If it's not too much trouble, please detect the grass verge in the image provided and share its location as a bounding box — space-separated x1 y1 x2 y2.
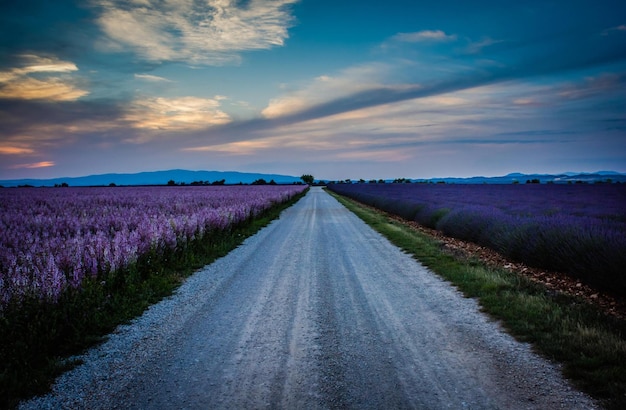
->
0 189 307 409
328 189 626 409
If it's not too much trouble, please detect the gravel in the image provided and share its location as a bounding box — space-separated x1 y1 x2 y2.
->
20 187 599 409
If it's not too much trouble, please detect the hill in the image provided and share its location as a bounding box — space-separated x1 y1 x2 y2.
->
412 171 626 184
0 170 303 187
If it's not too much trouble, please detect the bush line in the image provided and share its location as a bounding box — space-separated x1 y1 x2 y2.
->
328 189 626 410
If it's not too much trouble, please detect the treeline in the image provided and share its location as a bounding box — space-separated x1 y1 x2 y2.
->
326 178 618 185
166 178 296 186
5 179 308 188
167 179 227 186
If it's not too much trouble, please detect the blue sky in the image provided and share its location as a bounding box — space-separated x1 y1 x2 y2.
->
1 0 625 180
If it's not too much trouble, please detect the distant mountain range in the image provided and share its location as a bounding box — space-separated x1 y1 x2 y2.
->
322 171 626 184
1 170 624 188
412 171 626 184
0 169 303 187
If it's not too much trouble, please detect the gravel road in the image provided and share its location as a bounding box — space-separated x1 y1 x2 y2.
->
22 187 597 409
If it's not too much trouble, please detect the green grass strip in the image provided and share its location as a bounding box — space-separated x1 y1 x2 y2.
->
0 189 307 409
329 189 626 410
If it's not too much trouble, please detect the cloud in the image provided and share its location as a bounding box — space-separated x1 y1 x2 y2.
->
504 72 626 106
92 0 299 64
392 30 457 43
183 70 622 167
0 77 89 101
0 146 35 155
151 22 626 164
601 24 626 36
10 161 55 169
186 87 475 157
0 92 232 157
0 98 128 163
3 81 620 180
0 55 88 101
0 54 79 79
0 98 122 135
135 74 174 82
557 73 626 100
124 96 231 131
258 27 626 129
262 62 404 118
463 37 503 55
182 139 274 155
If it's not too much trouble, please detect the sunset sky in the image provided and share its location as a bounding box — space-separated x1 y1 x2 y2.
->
1 0 625 181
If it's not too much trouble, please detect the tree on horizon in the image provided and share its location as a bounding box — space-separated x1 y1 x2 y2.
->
300 174 314 185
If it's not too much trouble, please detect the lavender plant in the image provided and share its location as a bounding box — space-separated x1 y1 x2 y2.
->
328 183 626 294
0 185 307 308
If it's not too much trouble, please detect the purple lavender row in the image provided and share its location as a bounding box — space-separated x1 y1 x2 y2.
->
0 185 307 307
328 183 626 294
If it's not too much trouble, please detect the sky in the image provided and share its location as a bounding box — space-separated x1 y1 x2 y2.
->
0 0 625 181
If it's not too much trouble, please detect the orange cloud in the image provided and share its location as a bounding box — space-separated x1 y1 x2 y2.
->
125 96 231 131
0 146 35 155
0 55 88 101
10 161 55 169
183 139 274 155
0 77 89 101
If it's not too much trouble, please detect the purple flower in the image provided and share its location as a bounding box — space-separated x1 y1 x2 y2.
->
0 185 306 307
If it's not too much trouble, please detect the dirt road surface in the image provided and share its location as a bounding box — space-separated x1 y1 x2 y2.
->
22 187 597 409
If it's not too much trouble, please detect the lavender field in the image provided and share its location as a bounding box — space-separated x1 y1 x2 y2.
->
327 183 626 295
0 185 307 308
